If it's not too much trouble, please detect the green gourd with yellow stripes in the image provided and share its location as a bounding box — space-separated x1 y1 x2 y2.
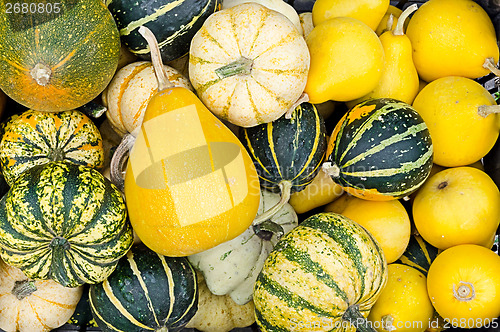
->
89 243 198 332
253 212 388 332
323 98 433 201
395 234 439 276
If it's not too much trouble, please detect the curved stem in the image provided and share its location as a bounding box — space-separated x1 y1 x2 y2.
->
322 161 341 179
110 134 136 192
342 304 377 332
285 93 309 119
478 104 500 118
385 14 394 33
393 4 417 36
483 57 500 77
12 280 37 300
253 219 285 241
215 57 253 79
253 181 292 225
138 26 174 92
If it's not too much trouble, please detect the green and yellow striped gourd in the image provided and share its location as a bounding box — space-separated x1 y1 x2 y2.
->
395 234 439 276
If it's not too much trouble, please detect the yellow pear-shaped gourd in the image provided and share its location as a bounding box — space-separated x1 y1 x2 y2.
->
305 17 385 103
312 0 389 30
123 27 260 257
348 5 420 108
406 0 499 82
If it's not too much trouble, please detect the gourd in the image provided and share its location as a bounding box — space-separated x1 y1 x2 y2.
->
394 234 439 276
0 0 120 112
241 102 327 224
188 3 310 127
322 98 433 200
188 189 298 305
375 5 402 36
405 0 500 82
90 243 198 332
66 285 98 329
102 61 193 136
254 212 387 332
107 0 220 62
0 258 83 332
299 12 314 38
114 26 261 257
0 109 104 186
0 161 133 288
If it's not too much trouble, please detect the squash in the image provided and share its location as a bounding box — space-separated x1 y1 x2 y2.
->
322 98 433 200
107 0 220 62
188 2 310 127
241 102 327 223
0 258 83 332
254 212 388 332
427 244 500 328
188 189 298 305
0 0 120 112
0 109 104 186
395 234 439 276
66 284 98 329
117 27 260 257
0 161 133 288
102 61 193 137
90 243 198 332
185 274 256 332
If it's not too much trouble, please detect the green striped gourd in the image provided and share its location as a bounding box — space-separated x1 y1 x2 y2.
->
254 212 387 332
0 109 104 186
242 102 326 224
90 243 198 332
107 0 221 62
323 98 433 201
0 162 133 288
395 234 439 276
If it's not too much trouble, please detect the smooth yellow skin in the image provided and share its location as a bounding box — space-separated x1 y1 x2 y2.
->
325 195 411 263
368 264 434 332
375 5 402 36
412 76 498 167
312 0 389 30
427 244 500 328
412 167 500 251
305 17 385 103
406 0 499 82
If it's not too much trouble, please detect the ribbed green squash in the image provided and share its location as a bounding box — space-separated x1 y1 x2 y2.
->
395 234 439 276
254 212 388 332
107 0 221 62
0 0 120 112
66 284 99 329
323 98 433 201
0 109 104 186
0 161 133 288
89 243 198 332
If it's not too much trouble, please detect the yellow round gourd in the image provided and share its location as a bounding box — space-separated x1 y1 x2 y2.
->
427 244 500 328
324 194 411 263
412 167 500 250
368 264 434 332
412 76 499 167
304 17 385 103
406 0 499 82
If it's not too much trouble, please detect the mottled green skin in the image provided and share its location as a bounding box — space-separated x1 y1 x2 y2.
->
89 243 198 332
108 0 221 62
0 161 133 288
242 103 327 193
395 234 439 276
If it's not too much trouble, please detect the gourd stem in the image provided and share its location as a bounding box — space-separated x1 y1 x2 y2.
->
385 14 394 32
31 63 51 86
285 93 309 119
48 148 65 162
478 104 500 118
254 219 285 241
253 181 293 226
110 133 137 192
12 280 37 300
453 281 476 301
138 26 174 92
393 4 417 36
342 304 377 332
381 314 397 331
215 57 254 79
322 161 340 179
156 327 169 332
483 57 500 77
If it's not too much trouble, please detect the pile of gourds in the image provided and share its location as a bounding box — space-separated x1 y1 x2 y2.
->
0 0 499 331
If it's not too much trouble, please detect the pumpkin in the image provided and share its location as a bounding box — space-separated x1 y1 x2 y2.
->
185 274 256 332
395 234 439 276
188 189 298 305
241 102 327 223
253 212 388 332
107 0 220 62
116 27 260 257
89 243 198 332
322 98 433 200
0 0 120 112
0 109 104 187
189 2 310 127
0 258 83 332
0 161 133 288
102 61 193 137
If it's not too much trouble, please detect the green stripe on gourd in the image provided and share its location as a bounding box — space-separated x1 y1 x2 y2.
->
0 161 133 288
395 234 439 276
